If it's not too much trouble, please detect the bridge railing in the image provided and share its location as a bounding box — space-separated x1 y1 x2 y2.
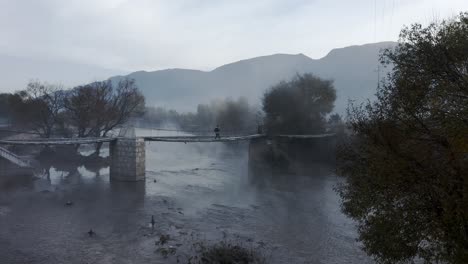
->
274 133 336 138
143 134 265 142
0 133 336 146
0 137 120 145
0 146 31 168
144 127 259 137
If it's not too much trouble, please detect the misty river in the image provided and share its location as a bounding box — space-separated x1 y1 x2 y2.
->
0 129 372 264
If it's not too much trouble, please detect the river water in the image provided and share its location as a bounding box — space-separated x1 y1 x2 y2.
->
0 129 372 263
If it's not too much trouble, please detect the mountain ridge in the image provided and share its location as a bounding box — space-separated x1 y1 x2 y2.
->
111 41 396 114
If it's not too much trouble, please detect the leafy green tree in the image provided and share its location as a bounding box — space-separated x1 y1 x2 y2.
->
262 73 336 135
337 13 468 263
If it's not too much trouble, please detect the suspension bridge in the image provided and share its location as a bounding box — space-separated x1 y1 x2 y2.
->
0 128 336 180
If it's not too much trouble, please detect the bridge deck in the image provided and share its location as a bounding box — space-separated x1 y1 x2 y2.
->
144 134 265 142
0 133 335 145
275 133 336 139
0 137 117 145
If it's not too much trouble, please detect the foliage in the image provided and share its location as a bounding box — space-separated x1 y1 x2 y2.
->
337 13 468 263
327 113 345 134
191 241 266 264
141 97 259 135
0 93 24 124
10 81 66 137
195 97 258 134
0 93 12 119
262 73 336 135
141 107 180 126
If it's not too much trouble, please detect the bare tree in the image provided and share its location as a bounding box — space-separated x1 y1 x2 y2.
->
99 78 145 137
22 81 65 138
64 78 145 154
64 81 112 138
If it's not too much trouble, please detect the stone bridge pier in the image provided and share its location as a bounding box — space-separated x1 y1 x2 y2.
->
109 138 146 181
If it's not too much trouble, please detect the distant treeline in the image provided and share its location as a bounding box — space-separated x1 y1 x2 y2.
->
1 73 344 140
138 74 344 135
139 97 262 135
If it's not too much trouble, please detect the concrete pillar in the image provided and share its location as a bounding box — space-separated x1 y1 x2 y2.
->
109 138 145 181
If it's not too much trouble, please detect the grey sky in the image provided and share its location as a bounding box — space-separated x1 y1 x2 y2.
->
1 0 467 71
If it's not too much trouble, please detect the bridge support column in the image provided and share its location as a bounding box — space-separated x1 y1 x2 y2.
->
109 138 145 181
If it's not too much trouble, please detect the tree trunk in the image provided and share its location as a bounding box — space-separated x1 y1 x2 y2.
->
94 130 110 156
94 142 103 156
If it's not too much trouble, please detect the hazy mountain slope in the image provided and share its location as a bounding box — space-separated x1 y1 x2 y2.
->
113 41 396 114
309 42 395 111
116 69 210 109
0 55 126 92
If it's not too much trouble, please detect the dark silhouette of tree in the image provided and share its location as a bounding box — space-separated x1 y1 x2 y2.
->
64 81 112 138
64 78 145 154
327 113 345 134
328 113 342 124
196 103 216 130
141 107 181 127
0 93 23 125
262 73 336 135
337 13 468 264
214 97 256 134
142 97 258 135
1 92 30 129
0 94 11 122
15 81 66 138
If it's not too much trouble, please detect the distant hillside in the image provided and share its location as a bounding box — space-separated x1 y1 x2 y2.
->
0 55 126 92
111 42 396 114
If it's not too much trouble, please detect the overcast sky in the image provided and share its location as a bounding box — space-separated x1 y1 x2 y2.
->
1 0 467 71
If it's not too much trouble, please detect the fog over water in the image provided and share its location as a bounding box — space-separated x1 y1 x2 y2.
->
0 129 372 263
